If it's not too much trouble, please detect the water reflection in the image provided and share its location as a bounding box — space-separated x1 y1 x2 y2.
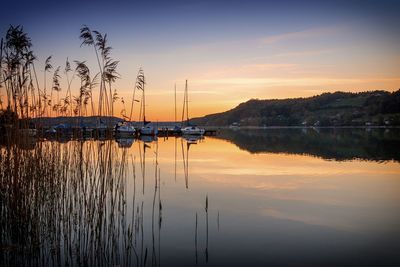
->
116 137 135 148
1 129 399 266
1 140 133 266
216 128 400 162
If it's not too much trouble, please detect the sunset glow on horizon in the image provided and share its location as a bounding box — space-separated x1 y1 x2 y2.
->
1 0 399 121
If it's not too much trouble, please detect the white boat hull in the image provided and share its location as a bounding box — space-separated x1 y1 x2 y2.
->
116 124 136 136
181 127 205 135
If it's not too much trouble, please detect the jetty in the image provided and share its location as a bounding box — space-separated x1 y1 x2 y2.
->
157 128 217 137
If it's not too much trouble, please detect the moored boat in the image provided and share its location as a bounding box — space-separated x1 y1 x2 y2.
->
181 126 205 135
140 124 158 136
182 134 204 143
137 69 158 136
116 122 136 136
181 80 205 136
45 127 57 135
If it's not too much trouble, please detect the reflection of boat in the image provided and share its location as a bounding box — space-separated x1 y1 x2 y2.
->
181 80 205 136
115 122 135 136
181 133 204 189
116 138 135 148
140 135 157 143
182 134 203 144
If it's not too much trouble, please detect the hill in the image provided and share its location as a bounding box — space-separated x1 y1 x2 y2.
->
190 90 400 127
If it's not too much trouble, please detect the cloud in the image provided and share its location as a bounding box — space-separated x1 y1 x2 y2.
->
240 63 298 71
199 63 299 79
193 77 400 87
274 49 334 58
146 90 224 96
262 26 340 44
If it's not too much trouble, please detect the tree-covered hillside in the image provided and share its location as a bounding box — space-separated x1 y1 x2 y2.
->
190 90 400 126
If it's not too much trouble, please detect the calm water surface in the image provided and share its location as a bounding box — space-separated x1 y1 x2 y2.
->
1 128 399 266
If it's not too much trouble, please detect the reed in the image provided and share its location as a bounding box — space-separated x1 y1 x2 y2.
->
50 66 61 117
0 138 156 266
205 194 209 263
43 56 52 117
0 24 219 267
1 26 35 122
79 26 119 120
0 24 125 141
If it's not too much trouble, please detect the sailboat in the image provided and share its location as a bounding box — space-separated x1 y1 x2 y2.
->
181 80 205 135
115 121 135 136
138 69 158 136
116 71 142 137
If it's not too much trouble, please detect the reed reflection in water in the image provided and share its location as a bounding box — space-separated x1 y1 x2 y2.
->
1 138 160 266
1 128 400 266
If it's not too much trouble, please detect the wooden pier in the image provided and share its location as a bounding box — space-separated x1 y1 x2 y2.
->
157 129 217 137
38 126 218 139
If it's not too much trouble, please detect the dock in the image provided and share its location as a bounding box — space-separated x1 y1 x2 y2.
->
37 126 218 139
157 128 217 137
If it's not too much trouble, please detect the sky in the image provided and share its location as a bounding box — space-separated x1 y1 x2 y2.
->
1 0 400 121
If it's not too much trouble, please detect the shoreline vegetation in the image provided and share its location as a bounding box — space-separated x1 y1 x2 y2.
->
191 90 400 127
215 127 400 162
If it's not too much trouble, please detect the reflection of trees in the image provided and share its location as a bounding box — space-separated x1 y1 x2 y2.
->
215 128 400 162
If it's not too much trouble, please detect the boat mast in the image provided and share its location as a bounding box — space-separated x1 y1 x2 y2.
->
186 79 189 126
174 83 177 124
129 77 136 122
181 81 186 125
143 71 146 126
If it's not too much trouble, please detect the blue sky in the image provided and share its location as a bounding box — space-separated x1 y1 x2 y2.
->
1 0 400 120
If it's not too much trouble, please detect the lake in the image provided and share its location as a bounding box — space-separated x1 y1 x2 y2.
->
1 128 399 266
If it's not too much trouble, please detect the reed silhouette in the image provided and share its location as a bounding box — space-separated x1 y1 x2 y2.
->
0 138 167 266
0 24 220 266
0 24 137 140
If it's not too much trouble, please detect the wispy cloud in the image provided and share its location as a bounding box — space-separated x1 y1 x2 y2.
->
274 49 334 58
193 77 400 87
262 26 340 44
146 90 224 96
200 63 299 79
240 63 298 71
